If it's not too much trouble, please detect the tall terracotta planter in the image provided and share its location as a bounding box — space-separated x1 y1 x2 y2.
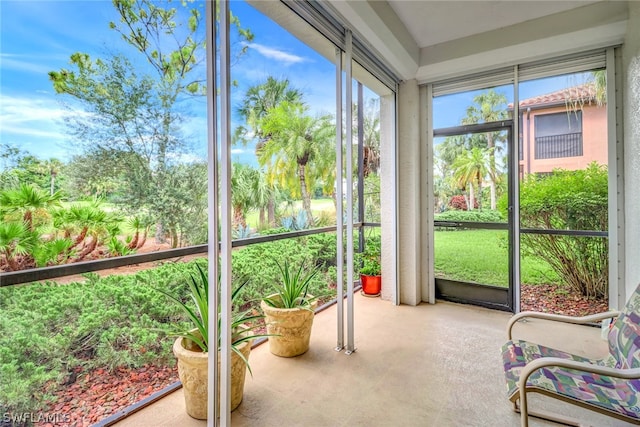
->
173 336 252 419
260 294 316 357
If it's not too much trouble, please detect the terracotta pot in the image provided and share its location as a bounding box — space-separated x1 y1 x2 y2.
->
260 294 316 357
360 274 381 296
173 335 252 419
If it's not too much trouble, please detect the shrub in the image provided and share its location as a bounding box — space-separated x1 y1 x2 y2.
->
435 210 504 223
498 163 608 298
448 195 478 210
0 262 193 416
0 232 339 416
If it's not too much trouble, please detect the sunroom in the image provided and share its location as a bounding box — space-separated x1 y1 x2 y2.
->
1 0 639 426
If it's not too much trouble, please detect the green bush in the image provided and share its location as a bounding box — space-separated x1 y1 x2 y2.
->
0 232 340 416
231 233 336 307
498 163 608 298
0 262 196 416
435 210 504 223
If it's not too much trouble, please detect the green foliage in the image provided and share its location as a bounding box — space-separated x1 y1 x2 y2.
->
498 163 608 298
435 210 504 223
0 233 338 415
0 261 196 415
262 260 319 309
357 235 381 276
0 145 66 196
156 263 265 375
231 234 335 308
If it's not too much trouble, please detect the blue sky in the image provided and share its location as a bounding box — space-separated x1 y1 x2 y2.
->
1 1 597 164
0 0 337 165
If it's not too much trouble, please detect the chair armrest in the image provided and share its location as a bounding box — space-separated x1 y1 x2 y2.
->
518 357 640 394
507 310 620 340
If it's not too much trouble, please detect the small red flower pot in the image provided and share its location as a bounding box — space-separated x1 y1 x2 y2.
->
360 274 381 296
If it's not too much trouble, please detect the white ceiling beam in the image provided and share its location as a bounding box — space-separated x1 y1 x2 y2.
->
417 1 628 83
327 0 419 80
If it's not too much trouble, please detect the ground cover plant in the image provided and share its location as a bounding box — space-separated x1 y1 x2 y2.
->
0 232 337 424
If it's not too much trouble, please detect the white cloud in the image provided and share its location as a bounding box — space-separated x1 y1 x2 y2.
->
231 148 249 155
1 95 67 122
0 95 69 141
0 53 64 75
245 43 307 65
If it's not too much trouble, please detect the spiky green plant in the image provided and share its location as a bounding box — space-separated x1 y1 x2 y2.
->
157 263 266 372
262 260 319 309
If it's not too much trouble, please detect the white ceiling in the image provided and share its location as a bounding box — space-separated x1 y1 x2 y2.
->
327 0 627 82
387 0 598 48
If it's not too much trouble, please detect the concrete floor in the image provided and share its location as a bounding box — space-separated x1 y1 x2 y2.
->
114 294 633 427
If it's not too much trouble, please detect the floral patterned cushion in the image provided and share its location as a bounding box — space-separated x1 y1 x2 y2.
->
502 340 640 419
608 284 640 369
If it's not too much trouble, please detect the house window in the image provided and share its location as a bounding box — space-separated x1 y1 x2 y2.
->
534 111 583 159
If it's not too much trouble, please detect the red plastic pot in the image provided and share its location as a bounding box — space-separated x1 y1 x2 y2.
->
360 274 381 296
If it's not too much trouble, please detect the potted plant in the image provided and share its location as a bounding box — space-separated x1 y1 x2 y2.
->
358 235 382 296
260 260 319 357
159 263 264 419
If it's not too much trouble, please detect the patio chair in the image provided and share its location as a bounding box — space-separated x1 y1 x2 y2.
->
501 284 640 427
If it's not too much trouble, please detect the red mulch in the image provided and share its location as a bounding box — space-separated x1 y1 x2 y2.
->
520 283 609 316
39 283 607 426
42 365 178 427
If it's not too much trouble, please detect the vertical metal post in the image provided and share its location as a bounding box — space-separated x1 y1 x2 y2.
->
606 47 625 309
393 88 400 306
334 47 344 352
511 66 521 314
357 83 365 256
345 30 356 355
205 0 218 424
424 84 436 304
220 1 232 425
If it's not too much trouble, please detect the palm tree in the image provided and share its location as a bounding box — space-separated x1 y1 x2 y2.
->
236 77 304 147
231 163 259 228
250 169 279 230
461 89 508 210
258 102 335 225
56 199 118 261
0 183 63 231
353 98 381 177
452 147 488 211
0 221 35 271
591 69 606 105
236 77 304 226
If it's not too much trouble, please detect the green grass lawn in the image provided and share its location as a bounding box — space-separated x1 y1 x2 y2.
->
434 229 560 287
243 203 557 288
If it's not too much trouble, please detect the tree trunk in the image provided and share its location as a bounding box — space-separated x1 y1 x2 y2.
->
128 231 139 250
259 208 266 229
267 198 276 227
298 163 314 226
468 184 475 211
487 133 497 210
489 183 496 211
476 172 483 211
155 222 166 244
233 205 246 228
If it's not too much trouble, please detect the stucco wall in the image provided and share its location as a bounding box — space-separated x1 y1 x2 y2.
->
396 79 422 305
623 2 640 301
520 104 608 175
380 93 397 302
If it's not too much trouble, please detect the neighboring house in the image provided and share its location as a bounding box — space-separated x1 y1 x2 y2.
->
516 83 607 178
